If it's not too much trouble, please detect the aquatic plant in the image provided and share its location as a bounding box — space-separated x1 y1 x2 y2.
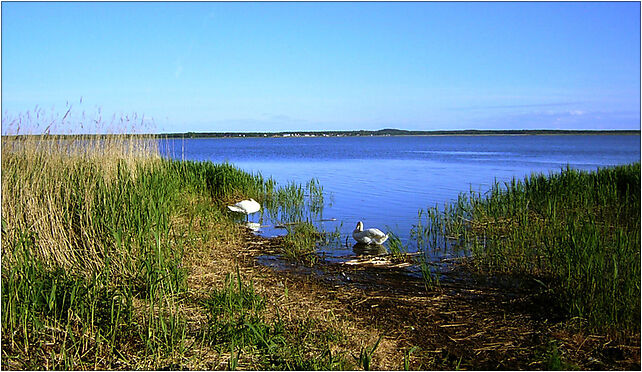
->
169 159 272 207
319 222 344 250
281 222 321 265
260 178 325 228
387 232 408 262
306 178 325 215
417 252 440 290
415 163 641 332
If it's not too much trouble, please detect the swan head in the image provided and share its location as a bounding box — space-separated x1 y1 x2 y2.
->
354 221 364 232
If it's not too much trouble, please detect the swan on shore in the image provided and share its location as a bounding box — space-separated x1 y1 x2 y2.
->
228 199 261 218
352 221 389 245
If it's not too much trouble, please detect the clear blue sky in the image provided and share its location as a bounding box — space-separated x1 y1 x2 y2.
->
2 2 640 134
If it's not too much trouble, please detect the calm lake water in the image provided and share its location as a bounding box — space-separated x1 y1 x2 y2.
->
160 135 640 258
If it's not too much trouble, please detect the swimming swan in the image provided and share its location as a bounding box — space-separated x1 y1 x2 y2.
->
352 221 389 245
228 199 261 215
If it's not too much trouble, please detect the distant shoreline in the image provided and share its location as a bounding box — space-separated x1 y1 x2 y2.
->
159 129 640 139
4 129 639 139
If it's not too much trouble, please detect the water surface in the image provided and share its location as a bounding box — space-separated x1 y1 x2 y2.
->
161 135 640 258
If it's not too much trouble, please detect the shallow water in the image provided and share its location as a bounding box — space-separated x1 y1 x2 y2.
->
161 135 640 258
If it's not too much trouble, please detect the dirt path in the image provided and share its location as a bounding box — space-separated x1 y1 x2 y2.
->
187 227 640 370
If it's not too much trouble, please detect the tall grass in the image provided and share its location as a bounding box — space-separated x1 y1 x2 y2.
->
172 159 273 206
415 164 640 332
1 126 329 368
1 133 195 367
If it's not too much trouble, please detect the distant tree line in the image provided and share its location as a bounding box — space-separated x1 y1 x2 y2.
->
3 128 639 139
158 128 640 138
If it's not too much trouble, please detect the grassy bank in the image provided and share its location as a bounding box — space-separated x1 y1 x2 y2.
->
3 130 639 369
0 134 346 369
415 163 640 333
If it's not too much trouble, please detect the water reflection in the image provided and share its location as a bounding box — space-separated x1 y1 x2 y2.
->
352 243 387 256
245 222 261 232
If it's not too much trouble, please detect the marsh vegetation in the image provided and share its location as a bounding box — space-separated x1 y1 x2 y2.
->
0 133 354 369
2 127 639 369
412 164 640 333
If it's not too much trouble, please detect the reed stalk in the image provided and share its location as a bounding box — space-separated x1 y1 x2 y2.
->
415 164 640 332
1 120 335 368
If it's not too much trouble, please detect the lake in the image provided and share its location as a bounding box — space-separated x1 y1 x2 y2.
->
160 135 640 258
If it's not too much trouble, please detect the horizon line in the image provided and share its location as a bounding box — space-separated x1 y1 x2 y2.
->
4 128 640 137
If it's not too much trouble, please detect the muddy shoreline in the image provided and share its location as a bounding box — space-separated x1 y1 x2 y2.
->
239 229 640 370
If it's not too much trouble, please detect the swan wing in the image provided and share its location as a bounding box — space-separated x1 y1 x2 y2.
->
352 228 388 245
228 199 261 214
242 199 261 213
365 228 386 239
373 233 389 245
352 231 373 244
228 205 245 213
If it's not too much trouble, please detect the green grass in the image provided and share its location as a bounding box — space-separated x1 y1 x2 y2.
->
1 132 336 369
353 335 383 371
170 159 273 207
386 232 408 262
2 136 190 368
203 269 348 370
262 178 325 227
415 163 640 332
281 222 322 265
385 232 440 290
417 253 440 290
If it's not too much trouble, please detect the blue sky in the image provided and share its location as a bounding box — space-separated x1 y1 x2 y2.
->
2 2 640 134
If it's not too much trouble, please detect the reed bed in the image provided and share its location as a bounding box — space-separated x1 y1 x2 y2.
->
414 164 641 332
1 129 334 369
2 133 188 368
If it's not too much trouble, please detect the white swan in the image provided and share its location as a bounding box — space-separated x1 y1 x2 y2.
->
227 199 261 215
352 221 389 245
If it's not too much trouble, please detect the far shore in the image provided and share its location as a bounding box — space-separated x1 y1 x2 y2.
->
6 129 638 139
159 128 640 139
